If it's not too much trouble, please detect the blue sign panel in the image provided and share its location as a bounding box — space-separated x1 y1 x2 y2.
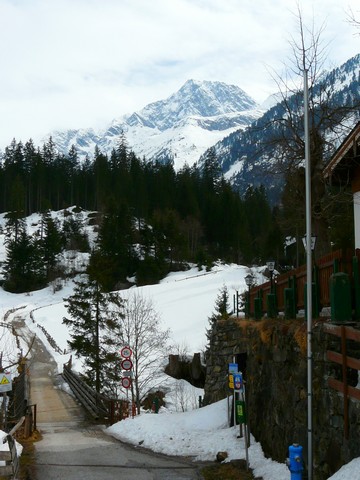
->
228 363 238 374
233 373 243 390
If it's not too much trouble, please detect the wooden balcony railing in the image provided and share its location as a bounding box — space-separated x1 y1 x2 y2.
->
249 249 357 315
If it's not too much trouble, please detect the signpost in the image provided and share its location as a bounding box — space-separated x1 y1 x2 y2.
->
0 373 12 393
120 346 133 393
235 400 246 424
233 373 242 391
228 365 249 470
121 359 133 371
121 377 131 389
228 363 238 374
121 346 132 358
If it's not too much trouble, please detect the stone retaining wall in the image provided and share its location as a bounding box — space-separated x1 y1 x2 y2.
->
203 317 360 480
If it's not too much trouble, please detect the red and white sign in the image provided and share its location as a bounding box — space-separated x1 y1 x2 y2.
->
121 358 133 371
121 346 132 358
121 377 132 389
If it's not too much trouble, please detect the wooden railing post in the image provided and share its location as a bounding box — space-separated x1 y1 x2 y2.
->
352 255 360 320
341 326 349 439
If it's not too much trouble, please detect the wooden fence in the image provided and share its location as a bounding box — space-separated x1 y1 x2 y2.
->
249 248 357 315
324 324 360 439
62 363 110 420
0 417 25 478
62 362 134 425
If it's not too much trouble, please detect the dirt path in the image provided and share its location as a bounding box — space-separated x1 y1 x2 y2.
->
15 317 203 480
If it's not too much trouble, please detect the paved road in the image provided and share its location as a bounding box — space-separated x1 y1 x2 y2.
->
16 319 203 480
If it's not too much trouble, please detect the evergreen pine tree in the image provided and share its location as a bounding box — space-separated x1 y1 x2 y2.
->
3 225 46 293
89 202 136 290
63 277 124 393
206 285 230 345
40 211 64 279
62 212 90 252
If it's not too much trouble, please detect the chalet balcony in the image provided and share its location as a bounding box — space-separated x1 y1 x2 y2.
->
247 249 360 321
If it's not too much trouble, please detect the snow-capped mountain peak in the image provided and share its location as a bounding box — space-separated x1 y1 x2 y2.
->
47 80 263 170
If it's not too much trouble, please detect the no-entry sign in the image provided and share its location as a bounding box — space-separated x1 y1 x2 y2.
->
121 346 132 358
121 377 132 389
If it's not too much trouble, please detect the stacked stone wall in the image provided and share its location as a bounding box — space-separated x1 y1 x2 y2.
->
203 317 360 480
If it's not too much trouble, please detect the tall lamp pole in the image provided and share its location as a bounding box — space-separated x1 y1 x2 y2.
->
304 67 313 480
245 274 253 318
267 261 275 293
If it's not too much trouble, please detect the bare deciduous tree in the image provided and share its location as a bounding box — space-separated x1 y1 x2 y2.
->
104 292 171 414
347 8 360 32
264 6 358 256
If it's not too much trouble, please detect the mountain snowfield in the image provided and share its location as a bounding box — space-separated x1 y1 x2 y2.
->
48 79 264 170
0 208 358 478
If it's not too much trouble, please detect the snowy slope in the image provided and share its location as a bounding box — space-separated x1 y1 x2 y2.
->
0 209 359 478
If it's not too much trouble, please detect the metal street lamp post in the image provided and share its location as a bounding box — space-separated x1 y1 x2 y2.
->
267 261 275 293
304 67 313 480
244 274 253 318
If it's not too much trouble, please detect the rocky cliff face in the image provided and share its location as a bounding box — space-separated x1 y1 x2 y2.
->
204 317 360 480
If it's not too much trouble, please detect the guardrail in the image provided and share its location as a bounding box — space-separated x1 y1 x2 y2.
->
0 416 25 478
62 362 133 425
62 363 110 421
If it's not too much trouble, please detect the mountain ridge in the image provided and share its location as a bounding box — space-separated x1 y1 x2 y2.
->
198 53 360 201
48 79 263 170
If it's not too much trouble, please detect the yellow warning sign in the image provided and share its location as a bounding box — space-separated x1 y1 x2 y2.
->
0 374 12 392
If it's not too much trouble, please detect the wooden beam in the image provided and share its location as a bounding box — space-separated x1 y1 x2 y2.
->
324 324 360 342
326 350 360 370
341 326 349 439
328 377 360 401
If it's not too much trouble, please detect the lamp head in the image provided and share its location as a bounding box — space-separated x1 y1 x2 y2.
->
267 261 275 272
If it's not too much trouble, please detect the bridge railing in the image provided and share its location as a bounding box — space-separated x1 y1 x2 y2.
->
62 362 132 424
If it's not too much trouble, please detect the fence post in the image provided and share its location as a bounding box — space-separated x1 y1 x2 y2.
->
284 288 296 319
352 256 360 320
254 297 262 320
330 272 352 323
24 406 33 438
245 291 251 318
289 275 298 315
267 294 277 319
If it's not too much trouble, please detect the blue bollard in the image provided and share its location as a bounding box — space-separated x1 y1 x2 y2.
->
286 443 303 480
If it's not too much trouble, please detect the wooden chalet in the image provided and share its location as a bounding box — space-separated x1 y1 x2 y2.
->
323 120 360 249
248 121 360 317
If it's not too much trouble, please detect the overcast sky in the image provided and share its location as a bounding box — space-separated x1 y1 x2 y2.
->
0 0 359 149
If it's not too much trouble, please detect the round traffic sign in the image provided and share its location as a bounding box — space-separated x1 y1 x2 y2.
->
121 358 133 371
121 377 132 389
121 346 132 358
